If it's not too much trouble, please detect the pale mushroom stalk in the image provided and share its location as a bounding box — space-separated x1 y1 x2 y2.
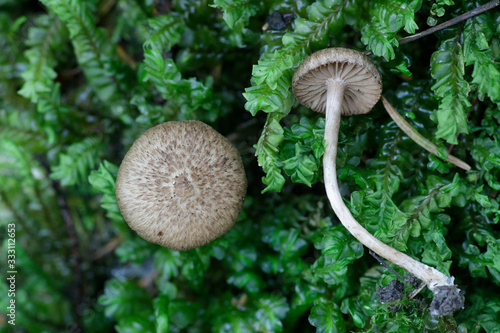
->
322 79 452 291
293 48 464 316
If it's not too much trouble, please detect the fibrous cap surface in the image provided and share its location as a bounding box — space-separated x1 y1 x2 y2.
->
116 120 247 251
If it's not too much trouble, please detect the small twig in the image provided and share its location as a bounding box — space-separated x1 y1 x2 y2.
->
370 250 427 299
408 281 427 300
381 96 471 171
97 0 116 19
447 143 456 155
363 0 500 56
398 0 499 46
138 270 160 289
56 67 82 81
490 190 498 200
116 44 137 70
90 236 123 261
369 250 407 282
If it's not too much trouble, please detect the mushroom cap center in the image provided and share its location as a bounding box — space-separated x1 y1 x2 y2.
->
173 173 196 200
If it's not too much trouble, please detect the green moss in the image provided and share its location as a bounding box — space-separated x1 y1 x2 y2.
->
0 0 499 332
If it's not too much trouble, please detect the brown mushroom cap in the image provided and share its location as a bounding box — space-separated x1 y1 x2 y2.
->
115 120 247 251
292 48 382 115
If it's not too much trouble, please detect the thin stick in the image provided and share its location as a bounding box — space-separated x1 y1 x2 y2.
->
408 282 427 300
370 250 428 299
369 250 407 282
490 190 498 200
363 0 500 56
90 236 123 261
381 96 471 171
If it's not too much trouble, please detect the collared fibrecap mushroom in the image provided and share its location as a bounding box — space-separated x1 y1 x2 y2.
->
292 48 463 316
116 120 247 251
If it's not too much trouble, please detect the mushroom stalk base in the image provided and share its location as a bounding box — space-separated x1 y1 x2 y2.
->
322 79 458 302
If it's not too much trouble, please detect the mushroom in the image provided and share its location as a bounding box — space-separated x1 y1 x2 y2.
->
292 48 463 316
115 120 247 251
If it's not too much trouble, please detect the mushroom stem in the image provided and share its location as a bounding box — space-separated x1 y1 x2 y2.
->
323 79 452 291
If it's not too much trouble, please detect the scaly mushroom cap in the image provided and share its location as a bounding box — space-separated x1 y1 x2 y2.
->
116 120 247 251
292 48 382 115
